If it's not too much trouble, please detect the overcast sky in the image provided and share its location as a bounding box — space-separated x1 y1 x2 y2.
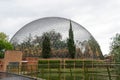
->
0 0 120 55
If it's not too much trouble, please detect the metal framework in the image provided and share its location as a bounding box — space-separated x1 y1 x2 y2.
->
10 17 103 59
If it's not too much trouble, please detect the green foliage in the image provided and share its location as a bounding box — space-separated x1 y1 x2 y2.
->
0 52 4 58
110 33 120 80
0 32 13 51
33 30 62 47
0 32 13 58
0 40 13 58
65 59 103 68
0 32 8 41
38 60 60 65
49 60 60 63
38 60 48 68
0 39 13 51
110 33 120 60
34 30 67 49
67 20 76 58
14 30 67 57
38 60 60 68
38 59 104 69
42 36 51 58
38 60 48 64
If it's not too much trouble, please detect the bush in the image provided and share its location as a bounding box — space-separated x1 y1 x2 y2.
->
38 60 48 68
0 52 4 58
49 60 60 68
38 59 104 69
38 60 60 68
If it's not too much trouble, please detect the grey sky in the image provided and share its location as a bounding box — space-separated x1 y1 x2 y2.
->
0 0 120 55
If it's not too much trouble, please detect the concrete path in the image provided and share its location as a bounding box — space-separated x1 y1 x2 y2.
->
0 72 37 80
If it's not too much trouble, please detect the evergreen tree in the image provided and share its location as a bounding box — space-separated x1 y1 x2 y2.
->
42 35 51 58
67 20 76 58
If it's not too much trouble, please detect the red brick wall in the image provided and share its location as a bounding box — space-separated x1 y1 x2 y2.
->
3 50 23 71
0 59 4 72
22 57 39 71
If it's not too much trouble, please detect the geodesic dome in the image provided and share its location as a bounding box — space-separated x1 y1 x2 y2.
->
10 17 103 59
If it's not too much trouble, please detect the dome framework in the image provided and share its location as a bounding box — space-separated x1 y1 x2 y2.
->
10 17 104 59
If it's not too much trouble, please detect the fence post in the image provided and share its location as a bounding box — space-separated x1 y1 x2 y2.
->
64 59 65 71
74 59 75 70
70 64 73 78
48 59 50 80
30 65 32 77
18 65 19 74
58 60 61 79
107 64 112 80
83 59 84 80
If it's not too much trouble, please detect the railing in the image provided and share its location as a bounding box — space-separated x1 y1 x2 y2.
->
7 59 120 80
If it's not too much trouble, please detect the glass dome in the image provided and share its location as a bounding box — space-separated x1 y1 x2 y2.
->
10 17 103 59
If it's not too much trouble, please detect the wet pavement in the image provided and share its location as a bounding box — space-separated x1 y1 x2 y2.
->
0 72 37 80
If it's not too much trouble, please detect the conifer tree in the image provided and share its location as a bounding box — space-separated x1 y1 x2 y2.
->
42 35 51 58
67 20 76 58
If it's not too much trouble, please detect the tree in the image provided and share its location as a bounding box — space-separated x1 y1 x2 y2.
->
0 40 13 51
67 20 76 58
33 30 61 46
0 32 8 41
14 30 67 57
0 32 13 58
0 32 13 51
88 36 104 59
33 30 67 49
42 35 51 58
110 33 120 80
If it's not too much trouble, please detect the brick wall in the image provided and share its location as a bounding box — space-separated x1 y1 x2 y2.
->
3 50 23 72
22 57 39 71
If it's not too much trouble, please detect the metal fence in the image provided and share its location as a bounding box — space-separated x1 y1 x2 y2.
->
7 59 120 80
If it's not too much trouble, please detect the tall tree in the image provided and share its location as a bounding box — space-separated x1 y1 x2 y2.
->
42 35 51 58
67 20 76 58
110 33 120 80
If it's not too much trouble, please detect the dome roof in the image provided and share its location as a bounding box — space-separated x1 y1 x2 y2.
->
10 17 103 59
11 17 91 43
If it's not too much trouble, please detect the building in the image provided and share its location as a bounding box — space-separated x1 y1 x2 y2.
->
0 50 22 72
0 50 39 72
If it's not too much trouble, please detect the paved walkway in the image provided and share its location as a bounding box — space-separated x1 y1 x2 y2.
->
0 72 37 80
